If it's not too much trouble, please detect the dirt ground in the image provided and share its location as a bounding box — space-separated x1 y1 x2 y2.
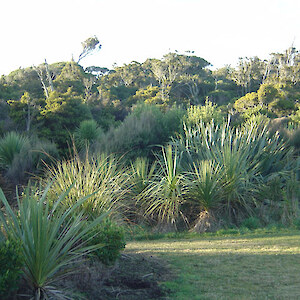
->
61 252 173 300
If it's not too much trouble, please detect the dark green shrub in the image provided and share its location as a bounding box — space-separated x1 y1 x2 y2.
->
241 217 261 230
101 104 184 160
0 133 58 184
0 131 30 170
293 218 300 230
88 219 126 265
0 238 23 299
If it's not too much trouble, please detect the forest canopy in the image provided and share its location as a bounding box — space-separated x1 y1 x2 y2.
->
0 46 299 157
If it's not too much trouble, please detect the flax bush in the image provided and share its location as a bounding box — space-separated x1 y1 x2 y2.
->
0 184 106 299
170 118 297 225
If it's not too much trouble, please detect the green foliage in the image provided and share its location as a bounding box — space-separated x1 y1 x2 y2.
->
44 153 128 220
289 126 300 150
131 85 160 104
74 119 103 151
171 118 296 224
241 217 261 229
129 157 157 197
7 92 41 132
138 145 186 227
0 101 13 136
257 83 280 104
87 219 126 265
185 99 224 126
185 160 221 213
110 85 138 101
54 61 86 94
0 238 23 299
6 138 58 185
101 104 184 161
5 67 45 99
0 184 105 299
290 106 300 124
39 89 91 154
234 92 259 112
78 36 101 63
0 131 30 169
0 132 58 184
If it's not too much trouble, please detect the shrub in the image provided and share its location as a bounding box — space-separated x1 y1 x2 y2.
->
185 99 224 126
127 157 157 222
241 217 261 230
87 219 126 265
100 104 184 161
0 238 23 299
171 118 296 225
0 131 30 170
0 133 58 185
138 145 186 229
0 184 105 299
44 153 129 220
184 160 222 231
290 106 300 124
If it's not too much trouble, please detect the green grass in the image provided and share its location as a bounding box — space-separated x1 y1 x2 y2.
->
125 230 300 299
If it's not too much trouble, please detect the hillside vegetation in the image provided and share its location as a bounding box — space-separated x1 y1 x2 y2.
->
0 47 299 299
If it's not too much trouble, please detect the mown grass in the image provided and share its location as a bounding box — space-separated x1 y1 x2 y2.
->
125 229 300 299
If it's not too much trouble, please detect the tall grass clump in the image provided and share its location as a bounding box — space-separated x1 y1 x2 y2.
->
0 184 105 299
44 152 130 220
127 157 157 222
138 145 187 229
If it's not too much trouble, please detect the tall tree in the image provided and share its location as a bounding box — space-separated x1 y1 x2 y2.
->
77 36 101 63
8 92 40 132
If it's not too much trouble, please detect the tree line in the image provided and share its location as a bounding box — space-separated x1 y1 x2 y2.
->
0 46 299 158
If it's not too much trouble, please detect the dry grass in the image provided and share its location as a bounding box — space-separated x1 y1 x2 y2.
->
125 231 300 299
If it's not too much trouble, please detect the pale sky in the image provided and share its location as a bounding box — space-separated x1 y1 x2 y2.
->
0 0 299 75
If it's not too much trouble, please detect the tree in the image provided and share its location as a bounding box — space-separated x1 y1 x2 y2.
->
77 36 101 63
8 92 39 132
54 61 87 95
39 89 91 153
174 55 213 105
150 53 181 103
232 57 265 96
33 60 54 99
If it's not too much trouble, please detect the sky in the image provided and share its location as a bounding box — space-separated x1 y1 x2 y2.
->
0 0 299 75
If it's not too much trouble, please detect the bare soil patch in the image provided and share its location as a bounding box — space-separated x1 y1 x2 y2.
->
60 253 172 299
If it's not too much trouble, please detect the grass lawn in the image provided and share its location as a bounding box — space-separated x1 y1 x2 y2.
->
125 230 300 299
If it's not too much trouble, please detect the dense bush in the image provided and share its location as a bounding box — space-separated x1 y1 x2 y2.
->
185 100 224 126
0 131 58 184
0 131 30 170
87 219 126 265
0 238 23 299
137 145 186 229
99 104 185 161
241 217 261 230
168 118 298 226
44 153 129 220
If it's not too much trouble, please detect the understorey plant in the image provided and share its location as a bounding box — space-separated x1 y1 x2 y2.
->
0 183 106 300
